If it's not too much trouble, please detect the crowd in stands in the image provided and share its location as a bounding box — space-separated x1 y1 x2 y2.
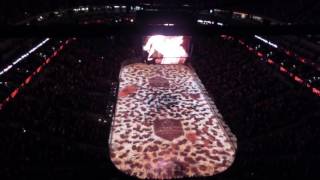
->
236 35 320 89
0 36 140 179
191 36 320 178
0 35 319 179
0 39 62 104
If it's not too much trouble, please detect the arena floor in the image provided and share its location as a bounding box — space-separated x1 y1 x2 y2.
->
109 63 237 179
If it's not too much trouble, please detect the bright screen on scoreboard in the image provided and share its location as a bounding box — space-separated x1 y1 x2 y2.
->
142 35 191 64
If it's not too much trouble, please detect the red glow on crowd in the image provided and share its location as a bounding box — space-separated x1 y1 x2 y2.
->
312 88 320 96
267 59 275 64
280 66 288 73
257 52 264 57
294 76 304 84
10 88 19 98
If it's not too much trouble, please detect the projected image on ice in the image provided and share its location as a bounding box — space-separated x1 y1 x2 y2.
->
143 35 190 64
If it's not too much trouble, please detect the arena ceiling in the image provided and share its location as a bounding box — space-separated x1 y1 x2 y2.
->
1 0 319 24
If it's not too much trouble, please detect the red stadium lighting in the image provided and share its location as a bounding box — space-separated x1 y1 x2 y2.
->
25 76 32 84
10 88 19 99
299 57 306 63
312 88 320 96
280 66 288 73
267 59 275 64
36 66 43 73
257 52 264 57
294 76 304 84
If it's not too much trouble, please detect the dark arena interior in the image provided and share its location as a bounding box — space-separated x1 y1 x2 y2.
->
0 0 320 179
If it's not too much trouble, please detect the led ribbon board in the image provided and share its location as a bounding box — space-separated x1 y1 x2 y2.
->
109 63 237 179
0 38 50 76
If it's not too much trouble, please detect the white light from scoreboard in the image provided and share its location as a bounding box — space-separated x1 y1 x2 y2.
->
143 35 189 64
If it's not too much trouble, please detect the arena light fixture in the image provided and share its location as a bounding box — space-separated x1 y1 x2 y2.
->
217 22 224 26
254 35 278 48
